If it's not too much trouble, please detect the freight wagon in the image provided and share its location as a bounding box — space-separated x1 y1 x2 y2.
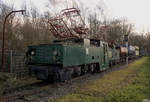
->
116 45 127 62
135 46 139 57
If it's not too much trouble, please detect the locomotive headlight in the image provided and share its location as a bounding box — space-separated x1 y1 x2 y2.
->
31 51 35 56
53 49 58 62
53 49 57 56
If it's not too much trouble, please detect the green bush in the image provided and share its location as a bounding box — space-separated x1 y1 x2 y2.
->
0 72 11 96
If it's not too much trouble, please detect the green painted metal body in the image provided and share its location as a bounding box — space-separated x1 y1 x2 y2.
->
26 44 63 65
26 38 110 71
112 48 120 61
108 45 120 63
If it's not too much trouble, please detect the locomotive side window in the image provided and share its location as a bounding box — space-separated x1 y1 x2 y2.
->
90 39 100 47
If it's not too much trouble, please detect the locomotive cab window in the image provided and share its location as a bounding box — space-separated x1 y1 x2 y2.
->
90 39 100 46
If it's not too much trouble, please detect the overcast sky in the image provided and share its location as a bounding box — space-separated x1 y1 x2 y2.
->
2 0 150 33
105 0 150 33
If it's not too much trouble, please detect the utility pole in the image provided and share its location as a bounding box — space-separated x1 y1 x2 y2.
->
125 34 129 67
1 10 25 72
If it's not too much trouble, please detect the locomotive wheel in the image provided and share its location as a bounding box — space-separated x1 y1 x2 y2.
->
74 67 81 77
81 65 88 75
76 68 81 76
90 64 95 73
47 74 54 83
65 70 73 81
109 61 112 67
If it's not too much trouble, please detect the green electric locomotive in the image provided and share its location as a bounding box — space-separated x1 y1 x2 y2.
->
26 38 113 82
25 7 139 82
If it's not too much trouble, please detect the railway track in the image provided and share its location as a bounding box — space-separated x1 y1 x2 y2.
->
0 60 135 102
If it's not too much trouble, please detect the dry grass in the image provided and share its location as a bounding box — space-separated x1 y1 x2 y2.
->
0 74 40 97
0 72 10 97
49 57 148 102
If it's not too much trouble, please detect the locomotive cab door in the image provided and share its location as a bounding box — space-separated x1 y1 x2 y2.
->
100 42 109 70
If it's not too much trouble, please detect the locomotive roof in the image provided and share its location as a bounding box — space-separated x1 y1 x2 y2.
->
53 38 101 43
53 38 84 43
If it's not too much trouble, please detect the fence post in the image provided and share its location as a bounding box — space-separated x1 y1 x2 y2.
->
10 50 13 74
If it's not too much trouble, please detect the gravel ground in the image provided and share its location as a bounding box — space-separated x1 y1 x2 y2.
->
1 60 135 102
